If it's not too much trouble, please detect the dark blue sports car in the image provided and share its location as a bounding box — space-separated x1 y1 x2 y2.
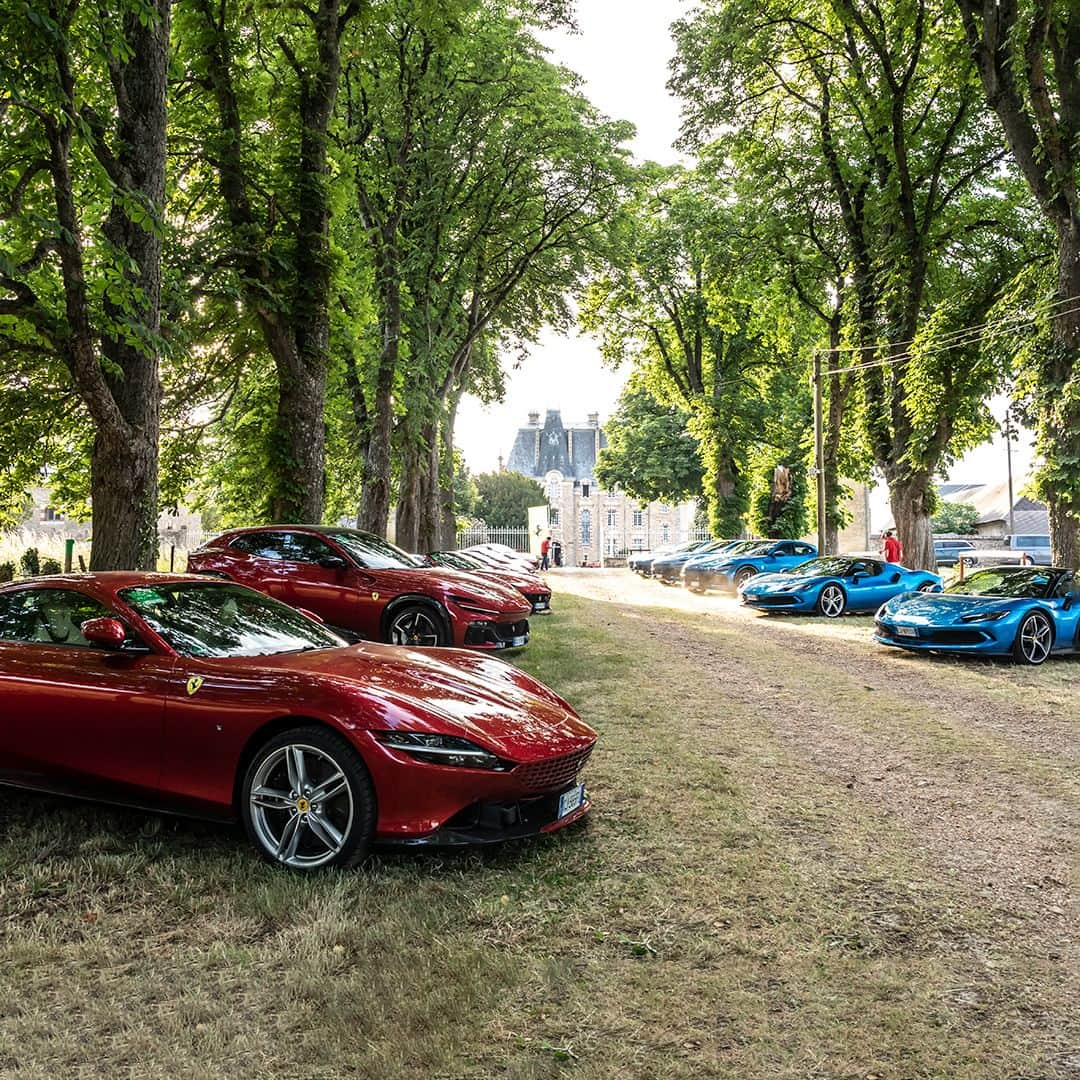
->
651 539 737 584
875 565 1080 665
739 556 941 617
681 540 818 592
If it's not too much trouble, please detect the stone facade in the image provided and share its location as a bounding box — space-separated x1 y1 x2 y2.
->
507 410 697 566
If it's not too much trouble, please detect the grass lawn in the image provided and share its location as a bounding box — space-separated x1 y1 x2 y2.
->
0 576 1075 1077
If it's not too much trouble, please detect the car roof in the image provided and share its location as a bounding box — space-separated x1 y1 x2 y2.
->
0 571 204 593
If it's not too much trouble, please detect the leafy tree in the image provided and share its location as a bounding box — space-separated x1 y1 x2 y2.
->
956 0 1080 567
673 0 1013 569
473 470 545 528
0 0 170 568
595 379 704 505
931 501 979 535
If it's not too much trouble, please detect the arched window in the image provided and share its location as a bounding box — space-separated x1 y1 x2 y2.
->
661 523 670 543
545 471 563 501
580 509 591 545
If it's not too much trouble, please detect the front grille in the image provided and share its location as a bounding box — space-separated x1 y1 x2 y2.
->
924 628 987 645
494 619 529 641
514 744 594 793
524 592 550 610
747 595 797 606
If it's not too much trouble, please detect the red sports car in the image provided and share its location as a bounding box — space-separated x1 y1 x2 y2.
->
188 526 532 650
0 574 595 869
424 551 552 614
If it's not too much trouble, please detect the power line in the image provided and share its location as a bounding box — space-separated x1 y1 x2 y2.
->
819 299 1080 377
817 291 1080 366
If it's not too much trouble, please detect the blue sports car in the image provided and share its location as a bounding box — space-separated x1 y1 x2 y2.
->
739 556 941 617
875 565 1080 665
682 540 818 592
651 539 737 584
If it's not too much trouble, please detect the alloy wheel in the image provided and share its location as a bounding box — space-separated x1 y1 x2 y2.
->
1015 612 1052 665
389 608 443 647
818 584 845 618
248 742 354 869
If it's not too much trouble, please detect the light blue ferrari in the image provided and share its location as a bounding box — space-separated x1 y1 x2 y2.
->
875 565 1080 665
681 539 818 592
739 556 941 617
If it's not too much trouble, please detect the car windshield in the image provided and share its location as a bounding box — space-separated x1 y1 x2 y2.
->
323 529 415 570
784 557 855 578
432 551 483 571
120 582 346 658
945 568 1054 599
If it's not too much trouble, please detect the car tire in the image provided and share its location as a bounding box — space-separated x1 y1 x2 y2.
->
240 725 376 871
386 603 449 647
917 581 939 593
1012 610 1054 666
816 583 846 618
734 566 757 590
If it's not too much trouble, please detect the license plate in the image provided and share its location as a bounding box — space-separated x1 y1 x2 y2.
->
534 600 548 610
896 626 918 638
558 783 585 818
508 634 528 647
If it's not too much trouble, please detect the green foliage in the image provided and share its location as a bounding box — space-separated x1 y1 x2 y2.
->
19 548 40 577
40 557 62 575
595 379 703 505
931 502 979 535
473 471 546 528
452 452 478 521
0 562 14 583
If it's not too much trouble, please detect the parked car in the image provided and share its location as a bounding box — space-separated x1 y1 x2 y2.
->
462 543 540 573
945 534 1054 570
649 540 737 584
681 540 819 592
424 550 552 614
629 540 711 577
739 556 941 617
0 574 596 868
680 540 767 591
188 526 531 651
933 538 976 567
875 565 1080 665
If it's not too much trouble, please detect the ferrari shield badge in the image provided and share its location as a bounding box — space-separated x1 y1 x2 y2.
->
186 676 204 697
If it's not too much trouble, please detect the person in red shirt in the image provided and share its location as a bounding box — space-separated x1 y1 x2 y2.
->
882 530 902 563
540 535 551 570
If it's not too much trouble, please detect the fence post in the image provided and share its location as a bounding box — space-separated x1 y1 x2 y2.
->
169 544 175 572
64 538 74 573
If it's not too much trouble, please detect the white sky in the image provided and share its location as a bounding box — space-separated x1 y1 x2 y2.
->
454 0 1037 529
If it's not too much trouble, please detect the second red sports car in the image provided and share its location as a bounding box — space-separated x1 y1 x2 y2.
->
188 526 532 650
423 550 552 614
0 574 596 869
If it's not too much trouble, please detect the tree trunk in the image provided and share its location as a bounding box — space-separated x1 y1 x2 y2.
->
394 435 423 552
92 0 169 568
437 392 460 548
357 283 399 536
1046 221 1080 568
887 472 936 571
266 333 325 523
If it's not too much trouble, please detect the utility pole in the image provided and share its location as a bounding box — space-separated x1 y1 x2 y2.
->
1004 407 1016 538
812 351 827 554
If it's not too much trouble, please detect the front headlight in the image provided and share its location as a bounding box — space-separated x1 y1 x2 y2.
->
959 611 1009 623
374 731 507 770
449 595 501 616
779 582 813 593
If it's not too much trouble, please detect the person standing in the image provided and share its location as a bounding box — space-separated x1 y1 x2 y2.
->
883 530 902 563
540 535 551 571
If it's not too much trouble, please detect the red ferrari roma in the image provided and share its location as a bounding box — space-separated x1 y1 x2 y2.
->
0 574 596 870
188 526 531 650
423 550 552 614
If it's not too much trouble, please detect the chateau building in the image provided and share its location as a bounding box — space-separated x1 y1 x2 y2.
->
506 409 697 566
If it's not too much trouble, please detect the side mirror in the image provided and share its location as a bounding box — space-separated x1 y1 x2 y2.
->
81 617 128 650
318 555 349 570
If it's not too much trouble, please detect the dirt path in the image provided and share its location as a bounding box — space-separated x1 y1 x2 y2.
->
552 569 1079 979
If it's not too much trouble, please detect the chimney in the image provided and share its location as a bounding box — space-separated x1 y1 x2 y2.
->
528 411 540 426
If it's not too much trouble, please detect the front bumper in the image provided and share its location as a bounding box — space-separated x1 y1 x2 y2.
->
382 785 591 846
874 619 1005 653
741 591 815 612
524 592 552 614
460 616 531 650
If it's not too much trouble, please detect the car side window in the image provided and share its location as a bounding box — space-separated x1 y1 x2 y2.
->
277 532 338 564
794 544 815 555
229 532 291 560
0 588 116 647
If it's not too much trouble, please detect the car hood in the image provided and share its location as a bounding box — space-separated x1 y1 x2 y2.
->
251 643 594 761
883 592 1019 623
379 567 530 612
741 571 810 591
465 568 549 594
